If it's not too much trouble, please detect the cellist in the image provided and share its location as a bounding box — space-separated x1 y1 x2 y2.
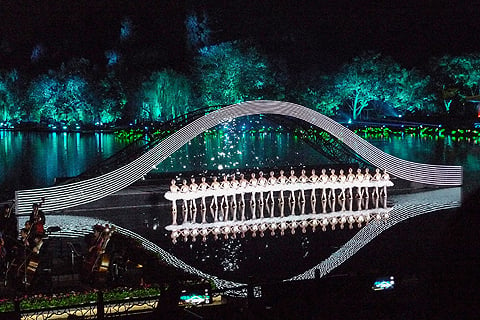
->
82 225 105 276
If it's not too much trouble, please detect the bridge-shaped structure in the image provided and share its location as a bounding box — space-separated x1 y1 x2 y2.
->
15 100 463 216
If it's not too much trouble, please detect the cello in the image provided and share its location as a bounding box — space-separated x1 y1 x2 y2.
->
83 224 115 277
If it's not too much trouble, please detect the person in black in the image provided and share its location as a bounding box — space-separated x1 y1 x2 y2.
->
1 203 18 253
82 225 105 280
29 203 46 238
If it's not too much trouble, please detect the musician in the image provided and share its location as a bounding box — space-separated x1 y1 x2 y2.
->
86 225 106 257
29 203 46 237
82 225 106 280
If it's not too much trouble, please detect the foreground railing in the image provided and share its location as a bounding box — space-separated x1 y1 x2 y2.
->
0 290 162 320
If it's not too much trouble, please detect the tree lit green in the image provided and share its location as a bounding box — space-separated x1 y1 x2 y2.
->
139 69 194 121
0 69 22 122
194 41 283 106
331 52 433 120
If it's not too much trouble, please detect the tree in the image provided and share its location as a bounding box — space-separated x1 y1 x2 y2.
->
293 73 341 116
139 69 194 121
383 68 435 115
194 41 283 106
96 71 126 124
0 69 23 121
27 70 96 124
429 54 480 114
332 52 434 120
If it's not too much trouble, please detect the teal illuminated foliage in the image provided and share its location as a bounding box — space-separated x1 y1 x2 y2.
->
194 41 283 106
0 69 22 121
140 69 194 121
331 52 433 120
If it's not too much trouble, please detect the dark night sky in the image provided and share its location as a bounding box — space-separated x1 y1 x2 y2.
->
1 0 480 72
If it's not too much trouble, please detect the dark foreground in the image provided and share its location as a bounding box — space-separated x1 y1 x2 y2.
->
1 185 479 320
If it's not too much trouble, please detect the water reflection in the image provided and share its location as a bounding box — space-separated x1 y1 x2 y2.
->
0 131 129 197
53 187 461 290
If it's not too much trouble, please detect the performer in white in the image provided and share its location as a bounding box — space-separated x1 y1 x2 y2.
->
288 169 298 203
364 168 372 198
199 177 209 209
309 169 319 201
381 169 391 196
257 171 268 204
372 168 383 197
346 168 356 198
180 179 190 222
319 169 329 200
277 170 288 203
220 175 231 208
189 177 198 219
298 169 308 202
355 168 364 198
266 171 277 203
239 173 248 205
338 169 347 200
230 174 240 207
249 173 258 205
210 176 221 210
328 169 338 200
169 179 180 225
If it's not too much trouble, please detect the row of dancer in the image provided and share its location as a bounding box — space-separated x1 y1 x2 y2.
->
170 189 388 226
166 167 393 212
